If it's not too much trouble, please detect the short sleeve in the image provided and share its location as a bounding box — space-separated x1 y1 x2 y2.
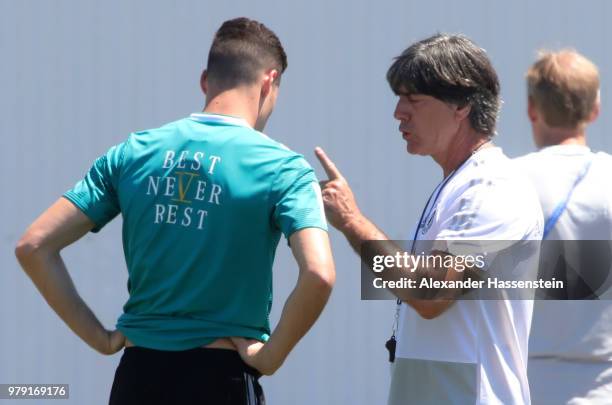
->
63 141 128 232
432 178 542 257
436 180 525 240
270 155 328 238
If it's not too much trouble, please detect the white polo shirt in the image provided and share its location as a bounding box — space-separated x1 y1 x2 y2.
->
516 145 612 360
389 147 543 405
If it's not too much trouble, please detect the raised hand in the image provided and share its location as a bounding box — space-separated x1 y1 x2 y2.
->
314 147 362 231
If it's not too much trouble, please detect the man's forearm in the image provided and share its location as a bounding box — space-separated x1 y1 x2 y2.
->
260 270 333 374
341 214 390 254
340 214 462 316
16 248 112 354
231 228 334 375
339 214 423 299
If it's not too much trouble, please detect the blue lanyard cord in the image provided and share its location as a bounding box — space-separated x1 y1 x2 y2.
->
395 166 463 306
411 170 458 245
393 144 491 311
411 142 493 244
543 159 593 239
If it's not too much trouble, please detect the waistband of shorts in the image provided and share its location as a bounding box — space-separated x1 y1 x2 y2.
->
122 346 262 378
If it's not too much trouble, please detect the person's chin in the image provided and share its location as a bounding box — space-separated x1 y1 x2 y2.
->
405 142 422 155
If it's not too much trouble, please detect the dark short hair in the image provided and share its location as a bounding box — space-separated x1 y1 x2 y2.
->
207 17 287 89
387 34 500 136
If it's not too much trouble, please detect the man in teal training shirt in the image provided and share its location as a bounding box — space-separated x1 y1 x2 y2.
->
15 17 335 405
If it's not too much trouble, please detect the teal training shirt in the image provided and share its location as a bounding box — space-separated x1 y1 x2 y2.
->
64 113 328 350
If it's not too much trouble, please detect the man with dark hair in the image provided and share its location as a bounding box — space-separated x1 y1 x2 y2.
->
316 33 542 404
516 49 612 404
206 18 287 90
15 17 335 405
386 34 500 137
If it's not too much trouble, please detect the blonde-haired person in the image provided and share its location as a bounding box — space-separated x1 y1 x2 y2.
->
516 49 612 404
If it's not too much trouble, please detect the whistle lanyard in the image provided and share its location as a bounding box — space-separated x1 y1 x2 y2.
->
542 159 593 239
385 144 492 362
389 167 460 336
387 143 495 347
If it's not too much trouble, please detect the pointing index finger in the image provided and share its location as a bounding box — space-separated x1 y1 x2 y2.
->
315 146 342 180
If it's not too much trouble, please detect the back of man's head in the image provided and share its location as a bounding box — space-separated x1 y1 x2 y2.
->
527 50 599 129
386 33 501 136
206 17 287 90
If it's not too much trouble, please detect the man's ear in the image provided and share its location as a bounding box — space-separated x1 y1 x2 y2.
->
260 69 279 98
527 96 538 123
455 103 471 122
200 70 208 95
587 94 601 123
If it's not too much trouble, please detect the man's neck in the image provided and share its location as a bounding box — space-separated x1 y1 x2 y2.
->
536 126 587 148
434 129 492 177
203 88 259 128
541 135 587 148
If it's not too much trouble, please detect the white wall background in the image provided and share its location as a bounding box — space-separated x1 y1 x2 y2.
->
1 1 611 404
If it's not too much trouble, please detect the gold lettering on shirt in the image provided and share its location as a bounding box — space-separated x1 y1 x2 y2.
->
172 171 199 204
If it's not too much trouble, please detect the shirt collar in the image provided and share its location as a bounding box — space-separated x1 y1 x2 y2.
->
189 113 252 128
539 144 591 155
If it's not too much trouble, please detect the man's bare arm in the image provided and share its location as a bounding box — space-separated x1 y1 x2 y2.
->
14 197 125 355
232 227 335 375
315 147 467 319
